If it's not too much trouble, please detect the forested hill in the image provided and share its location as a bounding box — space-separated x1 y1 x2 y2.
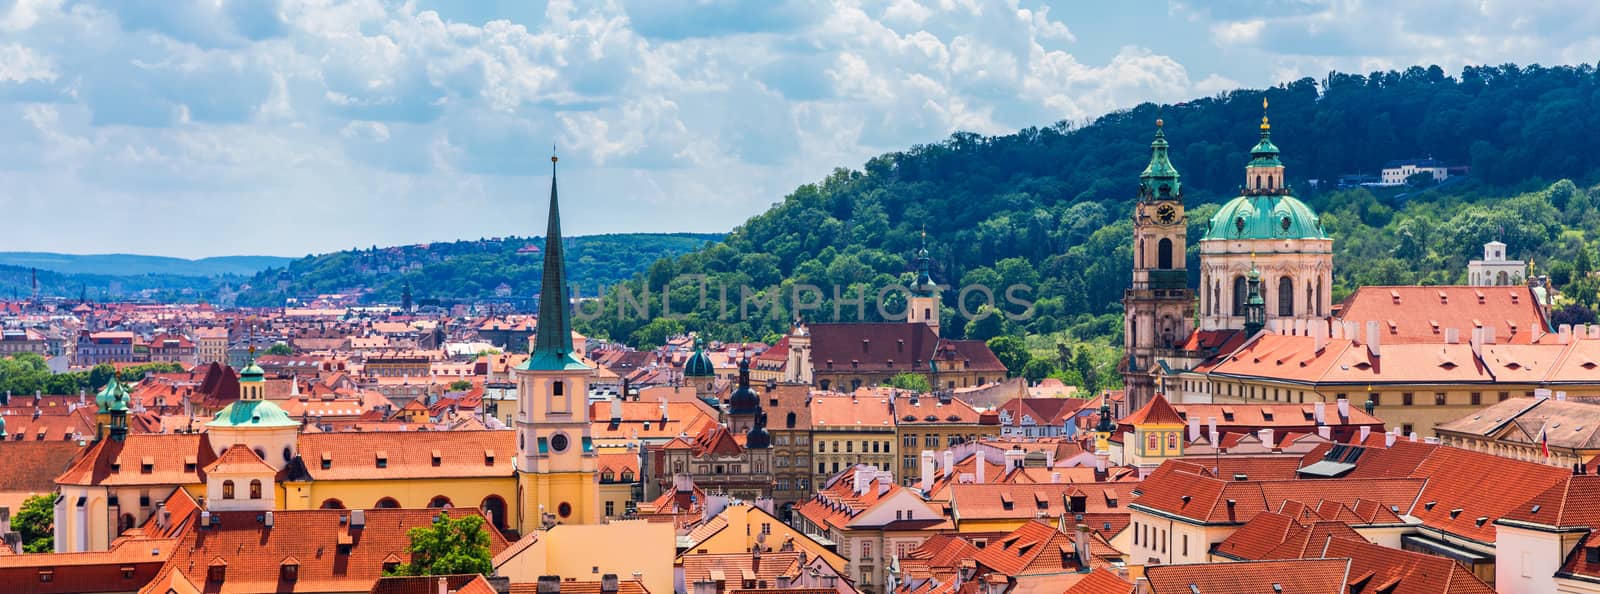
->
235 233 722 307
576 63 1600 347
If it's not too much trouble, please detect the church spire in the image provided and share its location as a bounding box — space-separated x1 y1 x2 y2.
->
527 152 585 371
1244 259 1266 335
1139 116 1181 200
913 228 935 294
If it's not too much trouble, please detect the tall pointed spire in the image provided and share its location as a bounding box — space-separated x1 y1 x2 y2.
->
913 228 935 294
526 152 585 371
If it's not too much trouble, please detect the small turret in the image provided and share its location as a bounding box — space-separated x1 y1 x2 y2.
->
1244 263 1265 335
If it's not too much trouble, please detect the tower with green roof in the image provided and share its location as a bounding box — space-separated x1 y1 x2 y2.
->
206 347 300 468
512 152 600 529
907 230 941 335
682 337 718 407
1121 117 1196 411
1197 97 1333 333
95 378 130 442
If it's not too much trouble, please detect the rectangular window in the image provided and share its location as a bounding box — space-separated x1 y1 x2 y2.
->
846 441 853 453
1500 391 1510 402
1183 534 1188 557
1471 392 1482 405
1402 392 1414 406
605 501 615 517
1434 392 1446 406
1132 522 1139 545
1402 424 1414 436
1371 393 1381 406
861 542 872 560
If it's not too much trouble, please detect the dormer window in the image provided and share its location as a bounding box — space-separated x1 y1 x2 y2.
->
375 451 388 469
431 450 442 467
321 452 332 470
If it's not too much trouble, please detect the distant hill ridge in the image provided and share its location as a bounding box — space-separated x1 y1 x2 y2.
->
0 252 294 278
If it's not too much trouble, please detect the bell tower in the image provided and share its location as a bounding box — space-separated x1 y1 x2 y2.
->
1122 118 1195 411
907 231 941 336
515 152 600 530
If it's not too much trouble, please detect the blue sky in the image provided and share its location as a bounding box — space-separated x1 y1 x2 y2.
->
1 0 1596 258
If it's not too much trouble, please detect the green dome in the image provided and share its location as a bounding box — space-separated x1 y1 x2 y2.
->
239 362 266 383
1138 120 1182 200
207 399 298 428
1202 195 1327 241
683 339 715 378
96 380 129 413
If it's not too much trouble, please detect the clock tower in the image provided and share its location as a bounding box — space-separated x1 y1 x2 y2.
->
1122 118 1195 412
514 153 600 530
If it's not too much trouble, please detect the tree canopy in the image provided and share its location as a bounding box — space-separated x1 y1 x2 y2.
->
388 511 493 577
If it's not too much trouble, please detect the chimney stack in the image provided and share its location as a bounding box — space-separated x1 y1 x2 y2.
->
1313 402 1326 425
1336 398 1350 420
538 576 562 594
1207 416 1218 444
1317 426 1331 440
1366 321 1381 357
1484 326 1497 345
1045 448 1054 468
1409 431 1419 442
1536 389 1552 401
943 450 955 477
1074 524 1091 569
1188 416 1201 442
1558 391 1568 401
1051 472 1062 484
1359 426 1371 443
1258 428 1274 448
976 453 987 484
920 451 936 491
602 574 619 594
1385 429 1397 447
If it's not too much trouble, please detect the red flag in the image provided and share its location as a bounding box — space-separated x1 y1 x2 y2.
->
1541 424 1551 458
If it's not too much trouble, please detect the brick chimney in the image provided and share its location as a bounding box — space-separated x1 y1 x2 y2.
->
538 576 562 594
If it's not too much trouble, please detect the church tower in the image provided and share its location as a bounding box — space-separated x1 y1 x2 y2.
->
1198 98 1333 332
515 153 601 530
1121 118 1195 411
907 232 941 336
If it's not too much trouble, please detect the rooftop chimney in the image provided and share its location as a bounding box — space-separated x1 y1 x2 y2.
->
1366 320 1381 357
1207 417 1218 444
1558 391 1568 401
538 576 562 594
1313 402 1326 425
1559 324 1572 344
1536 389 1552 401
1359 426 1371 443
1317 426 1331 440
1051 472 1062 483
1484 326 1497 345
1073 524 1091 570
1409 431 1419 442
351 509 365 528
920 451 937 491
1444 327 1460 344
943 450 955 477
1188 416 1201 442
976 453 987 484
1336 398 1350 420
1385 430 1397 448
1258 428 1274 448
601 574 619 593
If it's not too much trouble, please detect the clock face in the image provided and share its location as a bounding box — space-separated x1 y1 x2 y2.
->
1155 204 1178 225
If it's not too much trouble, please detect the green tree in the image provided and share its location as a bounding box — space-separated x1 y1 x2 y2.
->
390 511 493 577
963 305 1007 342
885 373 931 393
1072 349 1098 395
448 380 473 392
1020 357 1058 384
88 364 117 392
266 342 294 356
15 493 53 553
629 318 686 349
985 335 1028 377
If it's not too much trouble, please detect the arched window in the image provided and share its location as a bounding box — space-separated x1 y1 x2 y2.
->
375 497 400 508
1306 281 1314 317
319 499 344 509
1256 175 1263 190
1137 238 1145 268
428 496 452 508
480 496 508 532
1157 238 1173 270
922 308 931 321
249 479 262 499
1233 276 1248 315
222 480 235 499
1278 277 1294 316
1211 280 1220 315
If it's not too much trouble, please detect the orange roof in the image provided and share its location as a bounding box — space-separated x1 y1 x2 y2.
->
810 392 894 429
1324 536 1495 594
159 507 508 593
296 430 513 481
1338 285 1547 344
203 444 275 475
1120 393 1183 426
1142 558 1348 593
1061 568 1133 594
57 433 217 487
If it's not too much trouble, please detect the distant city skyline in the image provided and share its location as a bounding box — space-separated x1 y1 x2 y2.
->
1 0 1595 258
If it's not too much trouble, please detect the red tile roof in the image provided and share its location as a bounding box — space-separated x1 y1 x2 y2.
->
1338 285 1547 344
1060 568 1133 594
1121 393 1183 426
158 507 508 593
1141 558 1348 593
1323 536 1495 594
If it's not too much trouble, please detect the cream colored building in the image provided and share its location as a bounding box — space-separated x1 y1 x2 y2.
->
494 520 676 594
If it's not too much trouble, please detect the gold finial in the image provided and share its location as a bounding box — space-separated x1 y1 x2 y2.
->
551 142 558 164
1261 97 1270 130
1156 117 1164 128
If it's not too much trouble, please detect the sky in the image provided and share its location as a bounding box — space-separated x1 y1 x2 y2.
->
1 0 1597 258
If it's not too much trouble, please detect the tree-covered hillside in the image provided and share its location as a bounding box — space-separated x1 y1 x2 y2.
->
574 63 1600 355
236 233 721 306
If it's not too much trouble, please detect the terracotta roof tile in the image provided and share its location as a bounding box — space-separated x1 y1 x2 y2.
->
1141 558 1347 593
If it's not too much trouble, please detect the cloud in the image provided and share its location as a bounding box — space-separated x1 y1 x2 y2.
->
0 0 1592 257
